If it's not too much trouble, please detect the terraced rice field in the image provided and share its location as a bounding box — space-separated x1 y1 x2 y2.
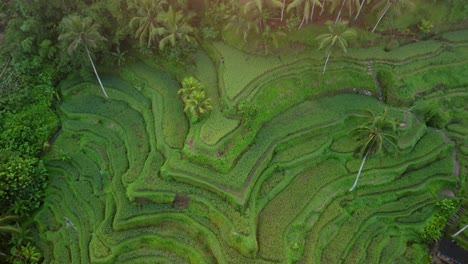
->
34 33 467 263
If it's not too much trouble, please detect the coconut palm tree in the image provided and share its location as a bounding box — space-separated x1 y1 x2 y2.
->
178 76 212 119
316 20 356 74
225 11 260 43
355 0 372 20
452 224 468 238
260 24 286 54
371 0 415 32
158 6 195 50
178 76 203 101
280 0 291 21
244 0 283 28
334 0 362 23
348 108 399 192
111 45 127 67
287 0 323 28
58 15 109 99
320 0 327 15
183 90 213 118
0 214 19 234
334 0 347 24
128 0 167 48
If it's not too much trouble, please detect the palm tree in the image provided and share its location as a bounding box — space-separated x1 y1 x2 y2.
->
111 45 128 67
178 76 203 101
287 0 323 28
320 0 327 16
178 76 212 119
348 109 399 192
334 0 347 24
0 214 19 234
260 25 286 54
316 20 356 74
371 0 415 32
452 224 468 238
128 0 167 48
280 0 290 21
334 0 362 23
58 15 109 99
245 0 285 14
158 6 195 50
183 90 213 118
244 0 283 28
225 11 260 44
355 0 372 20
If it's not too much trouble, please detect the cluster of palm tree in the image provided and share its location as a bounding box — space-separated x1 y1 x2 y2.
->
233 0 414 31
128 0 195 51
225 0 288 53
178 76 213 121
57 1 195 99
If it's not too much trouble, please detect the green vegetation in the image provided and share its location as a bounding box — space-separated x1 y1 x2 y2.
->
348 108 399 192
0 0 467 263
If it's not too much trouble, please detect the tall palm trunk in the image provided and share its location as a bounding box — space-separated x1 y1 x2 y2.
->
298 15 306 29
335 0 347 24
349 151 368 192
320 0 326 15
372 2 391 32
281 0 286 21
354 0 366 20
452 224 468 238
322 49 332 74
85 44 109 99
310 0 317 22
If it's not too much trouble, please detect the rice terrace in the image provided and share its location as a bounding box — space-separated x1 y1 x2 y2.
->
0 0 467 263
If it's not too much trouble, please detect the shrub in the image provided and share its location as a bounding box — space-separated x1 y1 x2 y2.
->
0 85 58 155
0 152 48 216
178 76 213 123
421 199 459 242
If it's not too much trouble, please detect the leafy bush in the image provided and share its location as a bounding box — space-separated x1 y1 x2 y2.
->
0 152 47 216
422 199 459 242
9 242 43 264
0 85 58 155
178 76 213 123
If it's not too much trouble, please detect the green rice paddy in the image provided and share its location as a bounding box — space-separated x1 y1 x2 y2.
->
34 30 467 263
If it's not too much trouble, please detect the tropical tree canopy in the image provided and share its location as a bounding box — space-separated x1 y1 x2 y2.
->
158 6 195 50
128 0 167 48
58 15 109 98
58 15 106 56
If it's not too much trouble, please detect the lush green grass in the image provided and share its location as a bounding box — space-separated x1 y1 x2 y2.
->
32 33 466 263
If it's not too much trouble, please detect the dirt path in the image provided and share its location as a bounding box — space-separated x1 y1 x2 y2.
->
438 129 460 177
366 62 384 102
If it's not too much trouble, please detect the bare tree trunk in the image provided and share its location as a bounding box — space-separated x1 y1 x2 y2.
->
354 0 366 20
372 3 391 33
298 15 306 29
349 152 368 192
85 44 109 99
281 0 286 21
452 224 468 238
311 0 317 22
335 0 347 24
320 0 326 15
322 50 332 74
